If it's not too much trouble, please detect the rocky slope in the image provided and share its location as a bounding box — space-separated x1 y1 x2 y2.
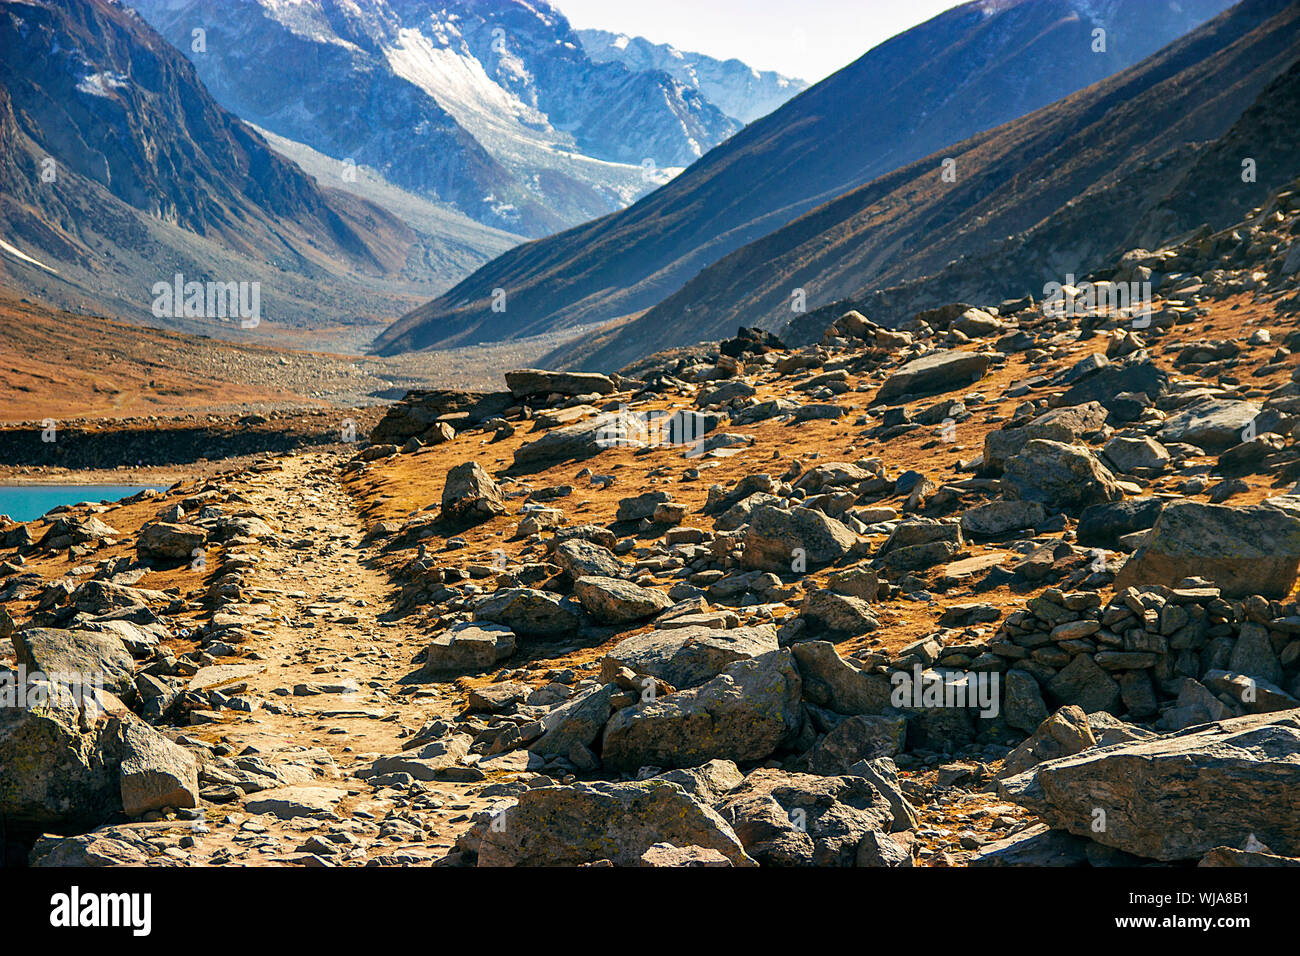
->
7 175 1300 867
374 0 1235 355
127 0 740 237
577 28 806 123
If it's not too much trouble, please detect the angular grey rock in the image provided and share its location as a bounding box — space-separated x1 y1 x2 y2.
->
1114 501 1300 598
1159 398 1261 451
476 780 754 866
572 576 671 624
474 588 583 637
983 402 1108 472
1102 436 1170 474
12 628 136 700
875 350 990 403
960 500 1046 538
441 462 507 523
856 830 914 866
1003 668 1050 733
243 785 348 819
529 685 617 757
505 369 615 400
601 650 803 770
0 694 123 829
741 505 857 572
136 522 206 562
118 722 199 817
998 705 1096 778
602 625 778 689
716 769 894 866
967 823 1091 867
553 538 626 579
805 714 907 774
616 491 672 522
845 757 919 832
799 589 879 635
423 623 516 675
1076 497 1166 550
1227 623 1284 686
791 641 892 715
999 711 1300 861
1004 440 1124 510
639 843 734 866
1047 654 1121 714
653 759 745 804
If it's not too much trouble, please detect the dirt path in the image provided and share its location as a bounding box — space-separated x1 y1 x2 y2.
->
119 450 498 866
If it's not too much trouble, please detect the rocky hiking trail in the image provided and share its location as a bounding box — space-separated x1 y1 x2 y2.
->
158 451 494 866
7 452 507 867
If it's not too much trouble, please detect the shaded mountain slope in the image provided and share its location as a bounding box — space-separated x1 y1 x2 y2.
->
374 0 1234 356
565 0 1300 369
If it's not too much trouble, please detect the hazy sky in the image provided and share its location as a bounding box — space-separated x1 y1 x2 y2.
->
555 0 964 83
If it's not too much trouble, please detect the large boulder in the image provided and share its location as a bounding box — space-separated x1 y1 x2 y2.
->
513 408 720 465
505 369 615 400
1159 398 1260 451
118 722 199 817
12 628 136 700
1057 359 1168 412
875 350 990 403
716 769 894 866
528 685 618 757
1076 498 1166 550
983 403 1108 473
960 500 1046 538
0 694 123 830
999 710 1300 861
602 625 778 689
369 389 511 444
741 505 857 572
37 516 120 551
0 692 198 830
1114 501 1300 599
799 589 879 635
572 576 671 624
422 623 516 675
474 588 583 637
441 462 507 523
553 539 626 580
1047 654 1121 714
475 780 754 866
1004 440 1124 510
601 650 803 770
136 522 206 563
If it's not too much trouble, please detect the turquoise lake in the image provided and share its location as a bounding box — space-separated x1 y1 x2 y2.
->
0 485 162 522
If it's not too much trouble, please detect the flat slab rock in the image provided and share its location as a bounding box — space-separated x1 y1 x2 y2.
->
602 624 779 689
875 350 990 403
243 785 349 820
475 780 755 867
998 709 1300 861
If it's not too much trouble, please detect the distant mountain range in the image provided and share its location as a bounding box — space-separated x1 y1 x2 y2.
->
127 0 751 238
577 28 806 124
373 0 1238 360
0 0 522 339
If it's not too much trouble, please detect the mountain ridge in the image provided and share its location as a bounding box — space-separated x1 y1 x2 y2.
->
374 0 1236 358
